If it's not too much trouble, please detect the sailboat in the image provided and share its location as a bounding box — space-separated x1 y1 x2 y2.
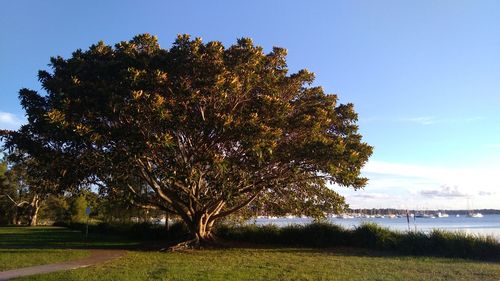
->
466 198 483 218
468 212 483 218
436 212 449 218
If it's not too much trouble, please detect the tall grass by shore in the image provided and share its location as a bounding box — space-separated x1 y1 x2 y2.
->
61 220 500 260
217 222 500 260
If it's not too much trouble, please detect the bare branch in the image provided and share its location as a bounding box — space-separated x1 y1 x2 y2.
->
1 194 30 207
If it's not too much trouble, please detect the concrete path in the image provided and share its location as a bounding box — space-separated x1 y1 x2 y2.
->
0 249 126 280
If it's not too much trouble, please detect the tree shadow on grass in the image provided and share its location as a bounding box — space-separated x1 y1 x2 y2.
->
0 227 141 250
224 246 500 264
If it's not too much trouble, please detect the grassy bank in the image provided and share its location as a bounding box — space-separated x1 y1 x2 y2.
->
15 248 500 281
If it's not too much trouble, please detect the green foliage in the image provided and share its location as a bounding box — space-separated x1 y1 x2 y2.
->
0 160 20 225
353 222 401 250
398 229 500 259
0 161 6 176
4 34 372 239
39 195 70 223
217 222 349 247
0 153 62 226
69 196 87 223
94 196 162 224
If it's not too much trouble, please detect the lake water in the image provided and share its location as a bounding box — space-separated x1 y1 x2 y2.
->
251 214 500 241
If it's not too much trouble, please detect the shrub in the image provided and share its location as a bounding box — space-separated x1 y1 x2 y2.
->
69 196 88 223
217 222 349 248
218 224 282 245
352 222 401 250
428 230 500 259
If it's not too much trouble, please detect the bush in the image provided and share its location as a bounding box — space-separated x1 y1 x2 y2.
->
217 222 349 248
218 224 282 245
69 196 88 223
352 222 401 250
428 230 500 259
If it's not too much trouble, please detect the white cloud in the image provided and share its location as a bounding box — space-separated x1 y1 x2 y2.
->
362 161 499 192
336 160 500 209
478 191 496 196
0 111 25 130
403 116 437 125
350 192 393 200
401 116 484 126
420 185 469 198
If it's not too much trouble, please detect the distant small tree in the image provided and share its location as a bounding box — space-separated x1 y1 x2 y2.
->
69 195 87 223
4 34 372 246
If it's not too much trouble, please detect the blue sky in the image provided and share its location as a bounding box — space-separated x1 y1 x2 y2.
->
1 0 499 209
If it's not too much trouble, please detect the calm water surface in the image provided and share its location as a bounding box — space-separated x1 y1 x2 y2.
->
252 214 500 241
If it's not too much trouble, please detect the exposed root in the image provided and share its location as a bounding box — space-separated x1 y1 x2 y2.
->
161 238 201 252
160 235 220 252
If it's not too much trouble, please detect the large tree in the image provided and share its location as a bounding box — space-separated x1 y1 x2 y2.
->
4 34 372 245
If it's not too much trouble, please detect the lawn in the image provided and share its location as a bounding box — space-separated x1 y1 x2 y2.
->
0 248 89 271
0 226 137 272
1 227 500 281
15 248 500 281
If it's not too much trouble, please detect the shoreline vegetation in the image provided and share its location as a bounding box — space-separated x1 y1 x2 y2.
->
55 221 500 261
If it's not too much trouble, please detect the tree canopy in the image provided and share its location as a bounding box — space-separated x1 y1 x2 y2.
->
3 34 372 245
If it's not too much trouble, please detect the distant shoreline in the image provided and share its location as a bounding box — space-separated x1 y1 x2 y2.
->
347 208 500 215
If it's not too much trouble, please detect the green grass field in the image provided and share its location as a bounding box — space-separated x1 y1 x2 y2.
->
0 248 88 271
0 227 91 271
15 248 500 281
1 227 500 281
0 226 137 271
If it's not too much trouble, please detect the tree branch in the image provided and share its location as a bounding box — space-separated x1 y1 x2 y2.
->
212 189 262 220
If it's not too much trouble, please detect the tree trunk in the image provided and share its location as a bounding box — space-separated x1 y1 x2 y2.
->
165 212 170 232
29 206 39 226
188 220 214 245
28 195 40 226
168 212 216 250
